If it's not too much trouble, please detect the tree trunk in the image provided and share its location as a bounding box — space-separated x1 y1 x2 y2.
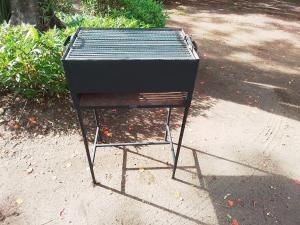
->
9 0 39 25
9 0 65 31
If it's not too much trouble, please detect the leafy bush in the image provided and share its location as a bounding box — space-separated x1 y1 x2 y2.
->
81 0 120 15
116 0 167 27
0 24 69 97
0 15 149 98
41 0 74 14
81 0 167 27
60 13 149 28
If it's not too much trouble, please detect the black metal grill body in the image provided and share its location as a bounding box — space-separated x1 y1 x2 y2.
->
61 28 200 184
62 28 199 95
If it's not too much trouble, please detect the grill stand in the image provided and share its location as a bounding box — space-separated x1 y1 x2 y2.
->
74 93 191 185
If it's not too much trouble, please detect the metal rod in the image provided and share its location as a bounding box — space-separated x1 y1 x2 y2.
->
95 141 170 148
121 148 127 194
76 108 97 184
172 105 190 178
166 125 175 162
93 109 102 142
93 109 100 127
164 107 172 141
92 126 99 164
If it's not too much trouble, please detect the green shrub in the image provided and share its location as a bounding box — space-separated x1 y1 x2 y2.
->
81 0 167 27
0 24 69 97
41 0 74 14
60 13 149 28
81 0 121 15
0 15 149 98
116 0 167 27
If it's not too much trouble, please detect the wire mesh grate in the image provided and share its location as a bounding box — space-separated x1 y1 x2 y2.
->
66 29 196 60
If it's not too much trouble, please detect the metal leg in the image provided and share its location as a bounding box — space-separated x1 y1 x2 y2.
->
92 126 99 164
93 109 102 142
164 107 172 141
166 124 175 162
76 108 97 184
172 105 190 178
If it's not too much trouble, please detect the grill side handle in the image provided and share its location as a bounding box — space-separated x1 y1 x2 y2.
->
185 35 198 52
63 34 76 47
62 33 77 60
63 36 71 46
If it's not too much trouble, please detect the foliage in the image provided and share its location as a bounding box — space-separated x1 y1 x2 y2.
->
81 0 120 15
38 0 73 30
60 13 149 28
116 0 167 27
0 15 149 98
39 0 74 14
81 0 167 27
0 0 10 23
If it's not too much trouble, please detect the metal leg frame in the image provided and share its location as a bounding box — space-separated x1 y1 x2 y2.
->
76 108 97 184
77 106 190 184
172 105 190 178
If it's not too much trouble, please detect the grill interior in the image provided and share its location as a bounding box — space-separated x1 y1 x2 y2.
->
66 29 195 60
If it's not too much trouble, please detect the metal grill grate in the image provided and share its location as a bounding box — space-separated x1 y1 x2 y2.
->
66 28 196 60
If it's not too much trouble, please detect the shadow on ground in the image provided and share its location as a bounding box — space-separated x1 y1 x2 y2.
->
167 0 300 121
94 144 300 225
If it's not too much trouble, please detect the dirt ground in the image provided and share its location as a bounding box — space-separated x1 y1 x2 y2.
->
1 0 300 224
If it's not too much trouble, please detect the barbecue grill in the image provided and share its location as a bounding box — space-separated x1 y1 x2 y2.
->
62 28 200 184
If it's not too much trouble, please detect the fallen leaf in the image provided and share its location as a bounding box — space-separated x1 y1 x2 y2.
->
101 127 109 132
104 131 113 138
13 122 21 129
226 199 235 208
231 219 239 225
102 127 113 137
26 167 33 174
28 116 37 126
59 208 65 217
16 198 23 205
293 179 300 185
